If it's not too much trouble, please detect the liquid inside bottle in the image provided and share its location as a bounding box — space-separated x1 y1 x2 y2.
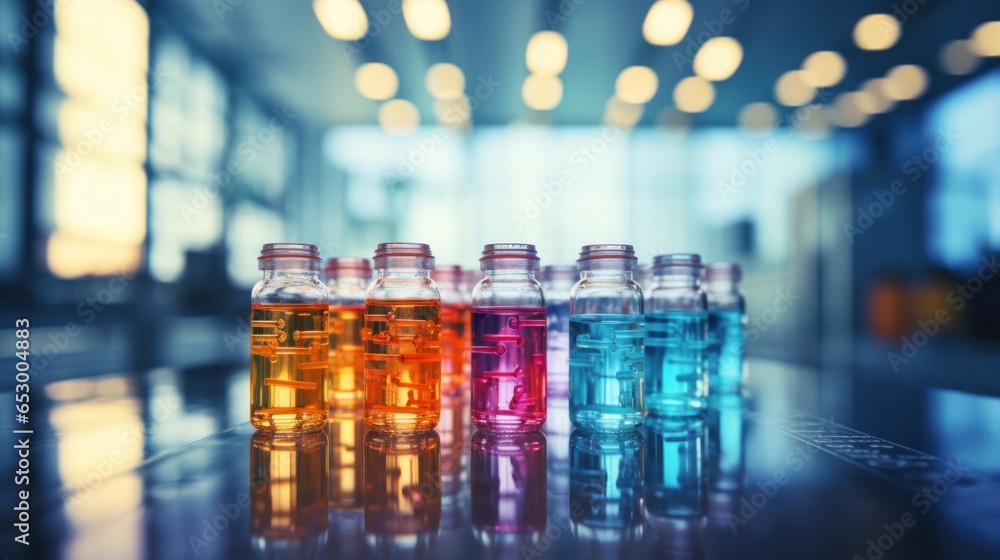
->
363 298 442 431
251 303 329 432
707 309 746 395
568 313 645 432
329 305 366 408
440 302 470 394
645 309 708 416
471 307 547 432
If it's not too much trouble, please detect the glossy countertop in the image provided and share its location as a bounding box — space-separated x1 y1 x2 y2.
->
2 359 998 560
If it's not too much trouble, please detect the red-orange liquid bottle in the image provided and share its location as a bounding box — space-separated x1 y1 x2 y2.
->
363 243 442 432
433 265 469 395
325 257 372 409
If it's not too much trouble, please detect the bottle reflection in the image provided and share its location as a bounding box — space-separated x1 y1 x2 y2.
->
569 430 644 558
326 412 368 557
250 431 329 559
364 430 442 558
707 395 746 528
439 393 468 532
644 417 707 559
544 396 571 497
471 431 547 557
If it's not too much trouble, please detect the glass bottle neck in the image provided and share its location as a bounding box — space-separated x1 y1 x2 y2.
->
329 276 370 288
580 270 634 281
652 274 700 288
377 268 431 278
703 278 738 293
261 257 320 279
484 269 536 280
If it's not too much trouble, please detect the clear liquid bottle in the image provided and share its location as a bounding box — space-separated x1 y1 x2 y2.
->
325 257 372 410
251 243 329 432
471 243 547 432
645 253 707 418
364 242 441 432
704 263 747 397
568 244 644 432
432 265 469 396
541 265 576 398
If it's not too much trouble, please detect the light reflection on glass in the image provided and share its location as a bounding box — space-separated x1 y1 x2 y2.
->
569 429 644 558
326 412 367 558
250 431 329 559
364 430 442 559
471 430 547 556
48 378 145 559
644 417 707 559
543 396 571 497
708 395 746 528
439 393 468 531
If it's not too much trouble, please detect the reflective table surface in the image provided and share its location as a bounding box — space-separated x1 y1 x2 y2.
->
2 360 998 560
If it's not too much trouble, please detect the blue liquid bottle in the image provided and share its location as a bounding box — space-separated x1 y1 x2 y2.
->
645 253 707 417
541 265 577 398
568 244 644 432
704 263 747 397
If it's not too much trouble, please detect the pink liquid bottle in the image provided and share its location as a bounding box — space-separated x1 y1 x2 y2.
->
471 243 547 432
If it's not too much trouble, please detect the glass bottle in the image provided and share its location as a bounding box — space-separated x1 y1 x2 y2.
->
250 431 329 557
569 244 644 432
471 431 547 556
364 242 441 432
251 243 329 432
704 263 747 397
471 243 547 432
645 253 708 418
432 265 470 395
325 257 372 410
541 265 577 398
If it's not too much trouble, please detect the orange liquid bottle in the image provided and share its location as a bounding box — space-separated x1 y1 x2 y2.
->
363 242 442 432
325 257 372 409
433 265 469 395
250 243 329 432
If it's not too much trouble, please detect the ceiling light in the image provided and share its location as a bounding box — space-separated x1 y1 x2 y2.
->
673 76 715 113
643 0 693 46
970 21 1000 56
378 99 420 135
774 70 815 106
604 96 644 127
425 63 465 100
860 79 895 113
313 0 368 41
801 51 846 88
738 102 777 136
853 14 901 51
526 31 568 76
522 74 563 111
693 37 743 81
615 66 659 104
354 63 398 100
940 40 980 75
882 64 928 100
833 93 870 128
402 0 451 41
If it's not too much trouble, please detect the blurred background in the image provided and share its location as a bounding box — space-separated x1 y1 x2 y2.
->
0 0 998 392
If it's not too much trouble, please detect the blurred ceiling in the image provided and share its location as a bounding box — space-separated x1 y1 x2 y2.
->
161 0 1000 128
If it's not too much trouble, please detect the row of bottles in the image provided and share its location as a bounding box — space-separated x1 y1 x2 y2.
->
248 241 746 434
248 395 748 559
